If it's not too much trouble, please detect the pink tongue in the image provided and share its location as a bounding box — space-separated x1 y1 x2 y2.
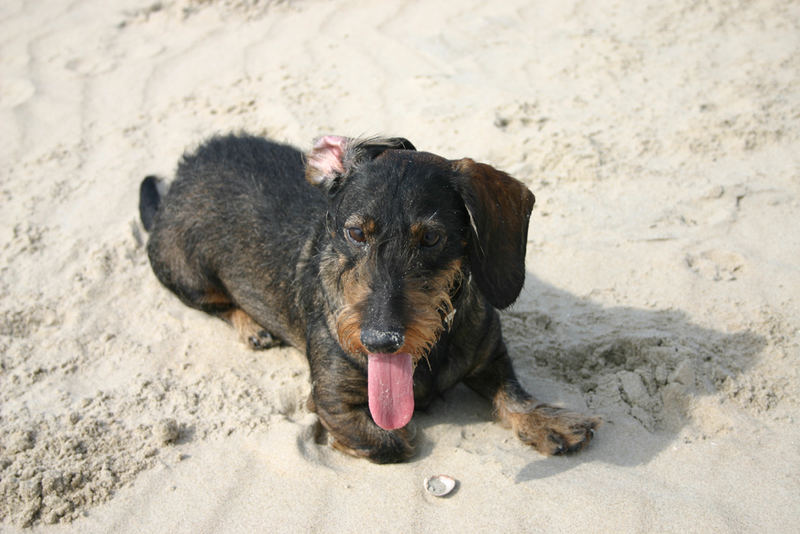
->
367 352 414 430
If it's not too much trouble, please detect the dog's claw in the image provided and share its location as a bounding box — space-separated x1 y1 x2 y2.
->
548 433 567 455
248 330 280 350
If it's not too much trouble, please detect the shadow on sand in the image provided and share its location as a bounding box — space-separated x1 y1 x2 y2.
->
410 271 766 479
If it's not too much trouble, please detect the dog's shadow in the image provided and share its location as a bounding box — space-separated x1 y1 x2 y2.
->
410 271 767 480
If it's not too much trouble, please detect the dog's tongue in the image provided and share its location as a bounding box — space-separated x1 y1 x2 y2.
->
367 352 414 430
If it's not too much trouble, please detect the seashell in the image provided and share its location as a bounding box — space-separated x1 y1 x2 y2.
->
423 474 456 497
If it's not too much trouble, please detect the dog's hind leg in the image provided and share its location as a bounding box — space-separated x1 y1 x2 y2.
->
148 254 281 350
178 286 282 350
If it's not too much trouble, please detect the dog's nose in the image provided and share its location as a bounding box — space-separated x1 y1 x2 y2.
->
361 328 405 354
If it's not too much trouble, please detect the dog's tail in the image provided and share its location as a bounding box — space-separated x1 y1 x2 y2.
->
139 175 163 232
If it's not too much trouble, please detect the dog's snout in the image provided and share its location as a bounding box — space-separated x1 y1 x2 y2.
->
361 328 405 354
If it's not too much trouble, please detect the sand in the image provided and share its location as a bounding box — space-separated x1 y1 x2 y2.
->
1 0 799 531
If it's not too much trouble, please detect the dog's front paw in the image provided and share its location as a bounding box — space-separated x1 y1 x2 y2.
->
329 422 416 464
508 405 600 455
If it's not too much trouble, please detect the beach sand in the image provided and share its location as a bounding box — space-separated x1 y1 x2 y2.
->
1 0 799 531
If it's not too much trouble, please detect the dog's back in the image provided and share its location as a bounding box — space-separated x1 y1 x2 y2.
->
140 134 324 346
164 134 318 227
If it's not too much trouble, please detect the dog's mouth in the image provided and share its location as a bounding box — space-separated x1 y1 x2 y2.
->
336 260 466 431
367 352 414 430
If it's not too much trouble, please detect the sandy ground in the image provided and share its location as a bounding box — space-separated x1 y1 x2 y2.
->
1 0 799 531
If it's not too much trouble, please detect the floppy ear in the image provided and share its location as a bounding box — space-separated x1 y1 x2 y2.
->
451 158 535 309
305 135 416 190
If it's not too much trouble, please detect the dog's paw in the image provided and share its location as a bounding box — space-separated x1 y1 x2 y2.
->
224 309 283 350
247 330 282 350
329 423 416 464
508 404 600 455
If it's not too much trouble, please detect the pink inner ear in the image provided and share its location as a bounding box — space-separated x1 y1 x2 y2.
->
308 135 347 184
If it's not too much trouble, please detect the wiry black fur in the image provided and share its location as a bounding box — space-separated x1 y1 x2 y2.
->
140 133 599 463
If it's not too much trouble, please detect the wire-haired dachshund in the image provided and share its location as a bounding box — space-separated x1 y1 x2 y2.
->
139 133 599 463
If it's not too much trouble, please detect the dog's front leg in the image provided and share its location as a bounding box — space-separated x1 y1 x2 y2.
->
306 341 415 463
464 340 600 455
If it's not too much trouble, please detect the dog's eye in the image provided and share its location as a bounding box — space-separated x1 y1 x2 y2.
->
346 226 366 244
421 230 441 247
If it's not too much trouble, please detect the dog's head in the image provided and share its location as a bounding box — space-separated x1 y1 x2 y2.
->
306 135 535 430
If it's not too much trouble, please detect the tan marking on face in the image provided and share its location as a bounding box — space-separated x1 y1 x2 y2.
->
336 262 371 355
333 252 463 363
399 258 463 363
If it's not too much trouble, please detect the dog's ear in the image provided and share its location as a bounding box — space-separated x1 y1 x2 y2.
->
306 135 416 190
451 158 535 309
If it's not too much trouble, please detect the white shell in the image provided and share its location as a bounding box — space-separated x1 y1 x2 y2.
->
423 474 456 497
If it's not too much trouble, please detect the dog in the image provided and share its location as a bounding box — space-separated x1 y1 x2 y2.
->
139 133 599 463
